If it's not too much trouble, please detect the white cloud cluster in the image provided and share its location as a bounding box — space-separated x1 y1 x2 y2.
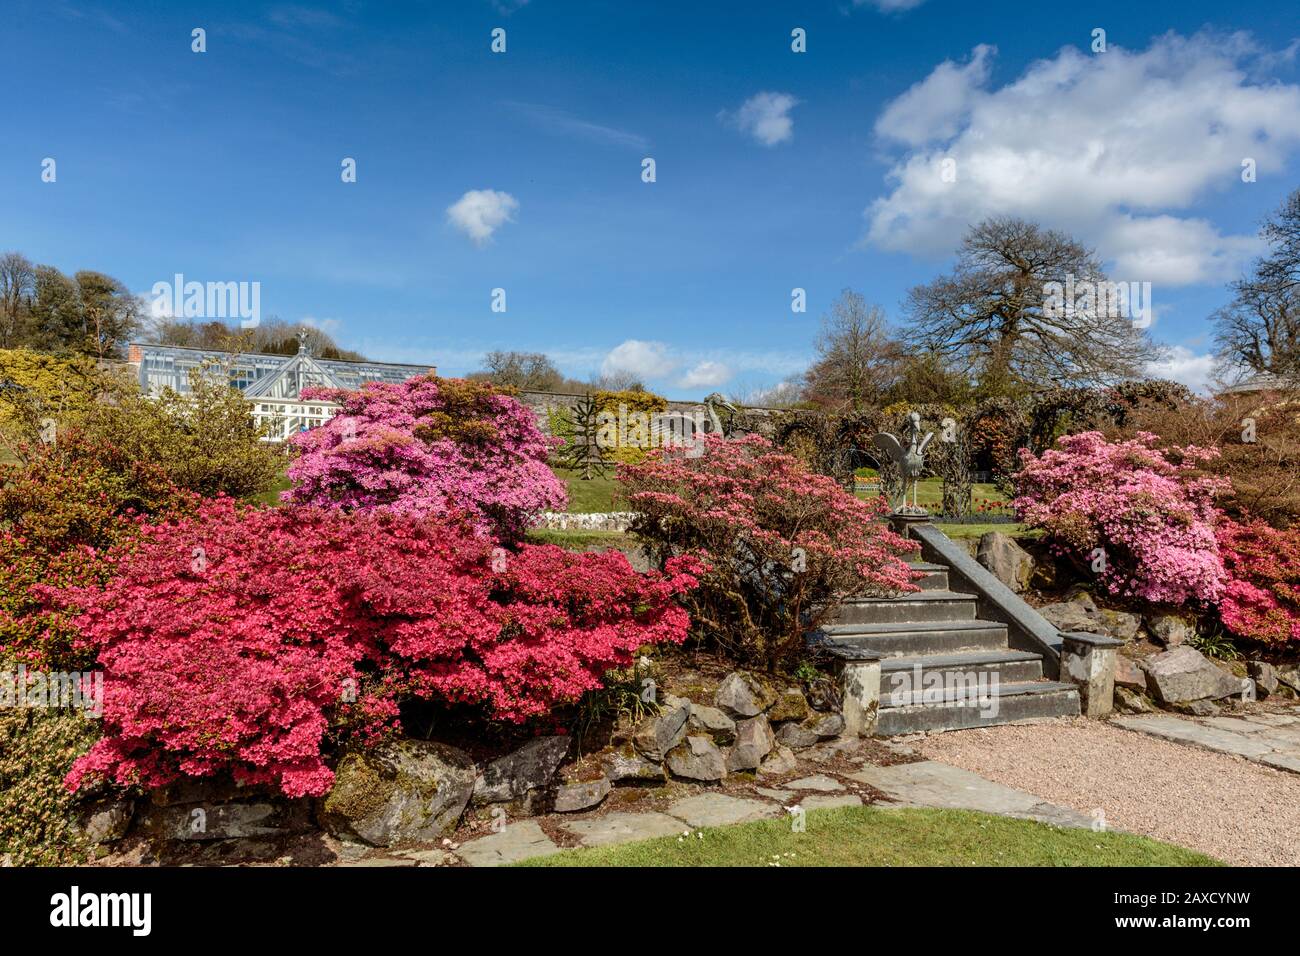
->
598 339 807 391
446 189 519 246
866 33 1300 285
721 92 800 147
1144 345 1218 393
854 0 928 14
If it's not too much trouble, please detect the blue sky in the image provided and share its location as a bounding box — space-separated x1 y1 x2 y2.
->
3 0 1299 397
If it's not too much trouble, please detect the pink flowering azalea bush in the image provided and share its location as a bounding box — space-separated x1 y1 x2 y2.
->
282 376 567 541
619 434 918 670
1217 519 1300 645
1014 431 1228 605
58 501 699 798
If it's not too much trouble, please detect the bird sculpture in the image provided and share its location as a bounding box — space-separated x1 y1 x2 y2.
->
871 412 934 514
701 392 738 437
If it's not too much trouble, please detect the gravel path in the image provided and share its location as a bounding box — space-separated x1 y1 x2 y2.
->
914 717 1300 866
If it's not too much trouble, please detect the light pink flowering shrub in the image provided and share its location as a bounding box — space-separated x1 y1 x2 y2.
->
1014 432 1229 605
282 376 567 541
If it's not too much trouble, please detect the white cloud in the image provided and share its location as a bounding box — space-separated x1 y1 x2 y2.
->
1145 345 1217 393
677 361 733 389
721 92 800 147
446 189 519 246
505 101 648 150
601 340 679 380
866 33 1300 285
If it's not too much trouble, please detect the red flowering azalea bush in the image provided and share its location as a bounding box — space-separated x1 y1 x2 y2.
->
58 502 698 798
0 430 197 670
282 376 567 541
1014 431 1228 605
619 434 918 670
1217 519 1300 645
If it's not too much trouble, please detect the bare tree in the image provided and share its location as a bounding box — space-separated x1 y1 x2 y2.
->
903 217 1159 390
0 252 35 349
473 350 563 391
802 290 902 410
1213 187 1300 382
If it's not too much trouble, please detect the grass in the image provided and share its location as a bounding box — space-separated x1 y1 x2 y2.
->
525 528 631 549
553 467 623 513
518 805 1221 868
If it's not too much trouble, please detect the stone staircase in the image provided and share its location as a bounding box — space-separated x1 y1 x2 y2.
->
817 560 1080 735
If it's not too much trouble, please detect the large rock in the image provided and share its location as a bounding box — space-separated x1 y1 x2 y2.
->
687 703 736 745
322 739 476 846
767 688 811 723
1113 655 1146 690
1113 686 1153 714
758 744 798 776
976 532 1035 593
1039 592 1140 641
78 800 134 844
1279 668 1300 695
1146 612 1195 647
601 749 664 783
632 700 690 762
473 736 571 806
725 716 775 772
1248 660 1280 697
774 713 844 750
666 736 727 782
1140 646 1242 705
714 671 777 718
554 777 611 813
142 799 314 842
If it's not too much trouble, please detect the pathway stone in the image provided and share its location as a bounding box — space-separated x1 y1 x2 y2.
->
754 787 793 801
848 760 1092 828
559 811 685 849
1111 713 1300 771
455 821 562 867
786 775 844 792
666 794 780 828
796 793 863 811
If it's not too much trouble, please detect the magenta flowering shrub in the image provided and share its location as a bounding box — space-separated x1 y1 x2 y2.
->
282 376 567 540
1014 431 1228 605
1217 519 1300 645
57 501 699 798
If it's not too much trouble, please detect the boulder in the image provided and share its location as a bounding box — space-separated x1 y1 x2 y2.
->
665 736 727 782
632 700 690 762
1279 668 1300 695
473 736 571 806
554 777 611 813
1039 591 1140 641
601 749 664 783
78 799 134 844
767 688 811 723
687 703 736 744
725 716 775 772
1140 646 1242 705
774 713 844 750
145 799 314 843
976 532 1036 593
714 671 777 718
1248 660 1280 697
758 745 798 776
1113 686 1153 714
321 739 476 846
1178 699 1222 717
1146 612 1195 647
1113 655 1146 690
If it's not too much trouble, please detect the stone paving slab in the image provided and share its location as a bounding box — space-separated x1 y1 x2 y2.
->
666 794 781 828
848 760 1092 828
786 775 844 792
455 821 562 867
796 793 863 811
1111 714 1300 772
558 811 686 849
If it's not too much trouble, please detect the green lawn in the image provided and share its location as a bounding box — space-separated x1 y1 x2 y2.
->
554 467 623 513
525 528 631 549
519 806 1220 868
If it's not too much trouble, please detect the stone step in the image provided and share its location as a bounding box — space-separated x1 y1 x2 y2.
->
817 619 1008 656
904 562 949 592
831 590 978 626
880 649 1045 687
876 682 1081 735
